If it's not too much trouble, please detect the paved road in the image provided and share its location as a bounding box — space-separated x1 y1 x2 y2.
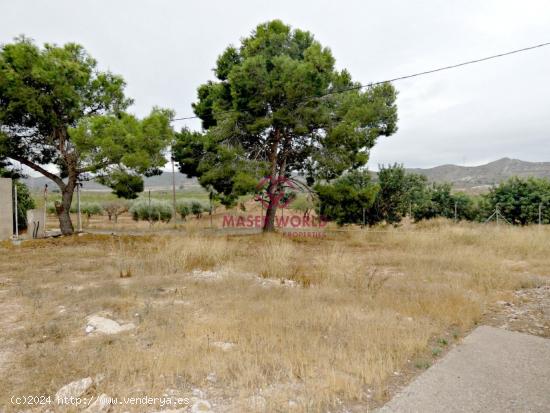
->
377 326 550 413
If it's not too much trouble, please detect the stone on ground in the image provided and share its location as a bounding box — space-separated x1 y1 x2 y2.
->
83 393 111 413
85 315 135 335
55 377 93 400
377 326 550 413
191 399 212 412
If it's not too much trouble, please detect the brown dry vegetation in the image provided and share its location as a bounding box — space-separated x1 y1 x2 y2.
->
0 220 549 412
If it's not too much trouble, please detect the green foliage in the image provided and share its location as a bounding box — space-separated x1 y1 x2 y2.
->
174 20 398 222
175 201 190 220
78 202 103 218
365 164 428 225
412 184 477 221
316 164 483 226
14 180 35 230
484 177 550 225
0 37 173 233
290 194 315 215
97 171 144 199
129 199 172 223
190 201 205 219
315 170 379 225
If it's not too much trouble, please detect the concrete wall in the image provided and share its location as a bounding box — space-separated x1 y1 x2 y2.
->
27 208 45 238
0 178 13 240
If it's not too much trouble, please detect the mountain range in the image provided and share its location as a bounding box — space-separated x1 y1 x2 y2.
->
22 158 550 192
406 158 550 189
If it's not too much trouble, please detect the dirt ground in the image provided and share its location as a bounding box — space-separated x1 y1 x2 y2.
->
1 220 549 412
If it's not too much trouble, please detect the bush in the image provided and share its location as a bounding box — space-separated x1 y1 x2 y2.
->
190 201 205 219
175 201 190 221
13 181 35 230
103 201 128 223
129 199 172 223
78 202 104 218
483 177 550 225
315 170 379 225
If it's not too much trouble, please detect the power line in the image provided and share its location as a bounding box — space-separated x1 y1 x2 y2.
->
172 41 550 122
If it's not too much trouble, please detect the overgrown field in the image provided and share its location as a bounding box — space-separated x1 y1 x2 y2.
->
0 221 549 412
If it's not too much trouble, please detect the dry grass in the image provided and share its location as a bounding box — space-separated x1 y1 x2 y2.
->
0 220 549 412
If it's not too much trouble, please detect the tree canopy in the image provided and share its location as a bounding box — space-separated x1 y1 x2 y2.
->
174 20 398 230
0 37 174 234
485 177 550 225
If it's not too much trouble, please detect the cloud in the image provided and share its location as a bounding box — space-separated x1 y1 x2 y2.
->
2 0 549 170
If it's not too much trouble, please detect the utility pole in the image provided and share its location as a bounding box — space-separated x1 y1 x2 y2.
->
13 183 18 239
76 182 82 232
209 191 213 229
362 207 366 228
43 184 48 234
171 146 177 228
454 200 458 222
539 202 543 226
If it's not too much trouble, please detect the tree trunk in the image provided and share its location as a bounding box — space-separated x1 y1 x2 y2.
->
55 183 75 235
263 185 278 232
262 129 289 233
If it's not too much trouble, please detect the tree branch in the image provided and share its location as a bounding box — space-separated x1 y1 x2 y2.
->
8 155 65 189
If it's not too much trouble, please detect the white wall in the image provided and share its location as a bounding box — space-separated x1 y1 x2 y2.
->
0 178 13 240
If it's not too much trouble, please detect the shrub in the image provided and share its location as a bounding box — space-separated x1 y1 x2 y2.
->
190 201 205 219
129 199 172 223
13 181 35 230
175 201 190 221
103 201 129 223
79 202 104 218
483 177 550 225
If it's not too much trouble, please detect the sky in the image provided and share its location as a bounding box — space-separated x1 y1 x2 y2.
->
1 0 550 170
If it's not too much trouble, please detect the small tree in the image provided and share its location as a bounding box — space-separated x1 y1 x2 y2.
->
103 201 128 223
367 164 427 225
484 177 550 225
129 200 172 223
0 37 173 234
175 201 190 221
77 202 103 225
316 170 379 225
190 201 204 219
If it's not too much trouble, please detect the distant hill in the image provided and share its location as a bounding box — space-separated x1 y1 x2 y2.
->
23 172 201 192
407 158 550 190
21 158 550 193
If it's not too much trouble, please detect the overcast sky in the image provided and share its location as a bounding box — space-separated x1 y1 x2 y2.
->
2 0 550 169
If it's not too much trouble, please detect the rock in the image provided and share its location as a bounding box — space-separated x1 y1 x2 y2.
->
206 372 217 383
86 315 135 335
191 399 212 412
247 395 267 410
55 377 93 400
210 341 235 351
85 325 95 334
192 388 205 398
83 393 110 413
94 373 106 384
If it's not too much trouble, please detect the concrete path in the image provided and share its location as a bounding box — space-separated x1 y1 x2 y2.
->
377 326 550 413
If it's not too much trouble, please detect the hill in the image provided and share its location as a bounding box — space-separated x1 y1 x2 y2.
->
407 158 550 190
23 172 201 192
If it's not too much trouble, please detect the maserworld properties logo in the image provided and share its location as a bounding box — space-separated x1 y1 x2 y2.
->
222 176 328 236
